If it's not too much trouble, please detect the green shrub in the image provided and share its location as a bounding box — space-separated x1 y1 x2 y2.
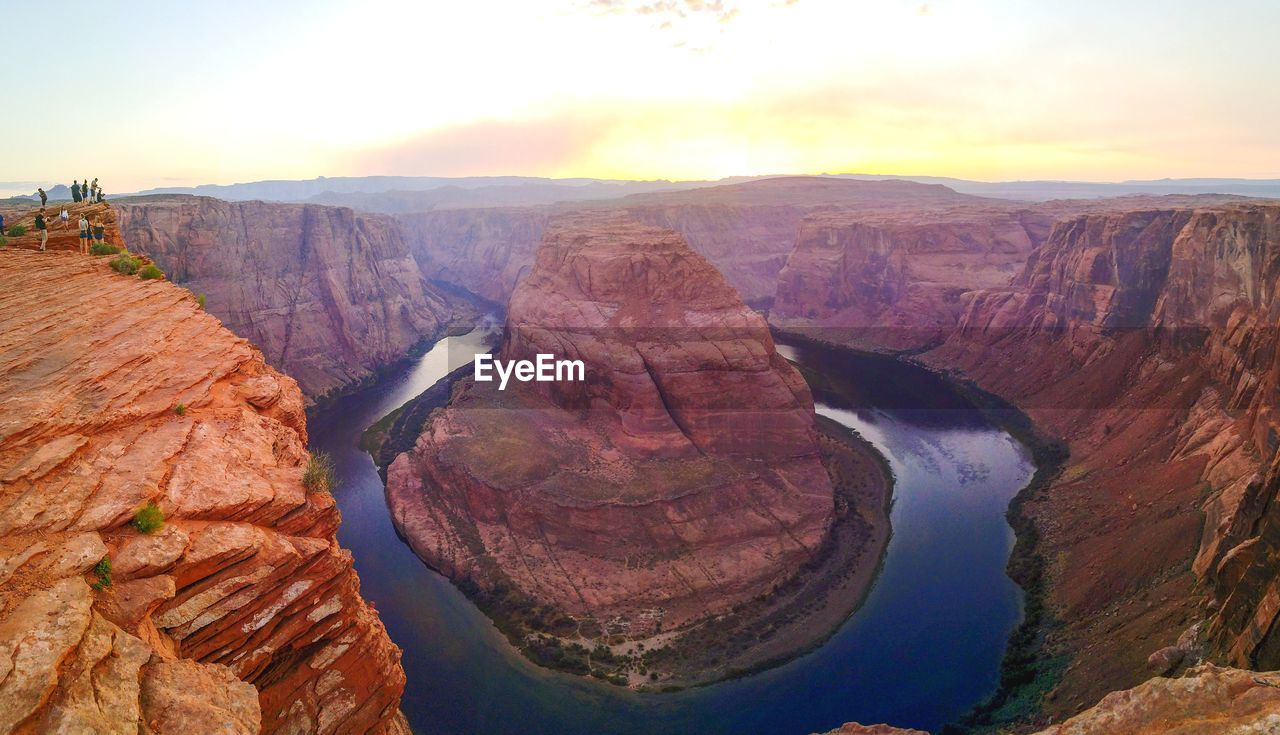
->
195 293 207 309
109 254 141 275
90 242 121 256
174 403 187 416
6 225 25 236
91 555 112 591
0 235 8 247
138 264 164 280
132 501 165 534
302 452 336 493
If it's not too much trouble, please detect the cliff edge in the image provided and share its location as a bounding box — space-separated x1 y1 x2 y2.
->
0 246 407 733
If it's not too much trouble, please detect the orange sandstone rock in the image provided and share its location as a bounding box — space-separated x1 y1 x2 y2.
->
0 249 406 733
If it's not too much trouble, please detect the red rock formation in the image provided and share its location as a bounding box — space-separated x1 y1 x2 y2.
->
772 208 1053 351
116 196 454 399
915 203 1280 718
0 249 407 733
398 176 995 306
386 213 834 632
1029 665 1280 734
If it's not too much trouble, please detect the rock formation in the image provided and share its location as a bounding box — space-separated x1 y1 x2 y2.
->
116 196 455 399
772 207 1053 351
386 213 837 637
0 248 407 733
398 176 996 306
909 203 1280 720
1029 665 1280 734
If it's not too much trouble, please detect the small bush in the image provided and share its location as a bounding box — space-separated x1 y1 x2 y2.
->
138 264 164 280
90 242 121 256
303 452 336 493
109 254 141 275
174 403 187 416
0 235 7 247
6 225 26 236
91 556 112 591
195 293 207 309
132 501 165 534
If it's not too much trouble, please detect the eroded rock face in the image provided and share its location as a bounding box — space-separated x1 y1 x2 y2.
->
399 176 995 306
1030 665 1280 734
772 208 1053 351
116 196 453 399
0 249 407 733
916 203 1280 719
387 213 834 631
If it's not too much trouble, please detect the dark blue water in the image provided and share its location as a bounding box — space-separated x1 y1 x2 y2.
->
307 333 1032 735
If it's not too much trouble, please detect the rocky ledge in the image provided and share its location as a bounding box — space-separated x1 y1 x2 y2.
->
0 249 407 733
384 213 890 685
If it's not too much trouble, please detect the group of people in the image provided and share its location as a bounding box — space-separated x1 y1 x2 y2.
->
71 178 103 204
16 186 108 254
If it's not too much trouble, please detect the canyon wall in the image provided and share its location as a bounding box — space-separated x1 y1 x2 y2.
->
772 208 1053 351
386 213 836 634
397 177 995 307
914 203 1280 720
117 196 454 399
0 249 407 733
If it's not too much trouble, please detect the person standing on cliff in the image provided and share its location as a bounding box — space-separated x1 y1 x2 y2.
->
78 214 90 254
34 210 48 251
91 178 99 202
37 188 47 207
71 181 81 203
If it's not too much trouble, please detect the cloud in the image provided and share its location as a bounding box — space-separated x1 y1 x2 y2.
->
587 0 744 26
347 114 622 177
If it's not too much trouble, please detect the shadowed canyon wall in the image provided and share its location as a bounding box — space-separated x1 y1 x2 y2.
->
117 196 454 399
0 247 407 732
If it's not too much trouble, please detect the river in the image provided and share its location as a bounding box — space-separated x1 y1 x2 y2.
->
306 331 1034 735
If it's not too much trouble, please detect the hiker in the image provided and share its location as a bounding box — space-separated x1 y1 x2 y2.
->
0 213 6 235
35 210 49 251
78 214 90 255
60 207 70 226
96 188 104 203
92 219 105 246
72 181 81 203
91 178 99 201
37 188 47 207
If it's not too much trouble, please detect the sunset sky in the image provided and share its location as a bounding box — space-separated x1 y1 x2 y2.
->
3 0 1278 194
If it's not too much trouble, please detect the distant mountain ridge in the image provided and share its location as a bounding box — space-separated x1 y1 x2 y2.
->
120 173 1280 207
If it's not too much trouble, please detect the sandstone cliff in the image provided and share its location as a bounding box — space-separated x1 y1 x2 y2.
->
818 665 1280 734
772 207 1053 351
387 214 835 639
914 203 1280 721
0 249 407 733
398 176 995 306
116 196 454 399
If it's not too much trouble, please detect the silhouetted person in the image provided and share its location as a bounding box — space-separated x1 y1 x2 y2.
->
35 210 49 251
37 188 47 207
0 213 6 235
96 187 104 203
71 181 82 203
91 178 98 202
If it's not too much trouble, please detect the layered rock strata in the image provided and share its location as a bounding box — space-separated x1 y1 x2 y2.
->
913 203 1280 720
116 196 454 399
0 249 407 733
386 214 836 635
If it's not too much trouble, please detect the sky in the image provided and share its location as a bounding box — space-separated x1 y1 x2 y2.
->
1 0 1278 194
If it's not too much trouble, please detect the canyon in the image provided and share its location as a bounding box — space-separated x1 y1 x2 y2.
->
0 246 407 732
382 212 892 685
115 196 461 400
9 177 1280 733
397 176 997 306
